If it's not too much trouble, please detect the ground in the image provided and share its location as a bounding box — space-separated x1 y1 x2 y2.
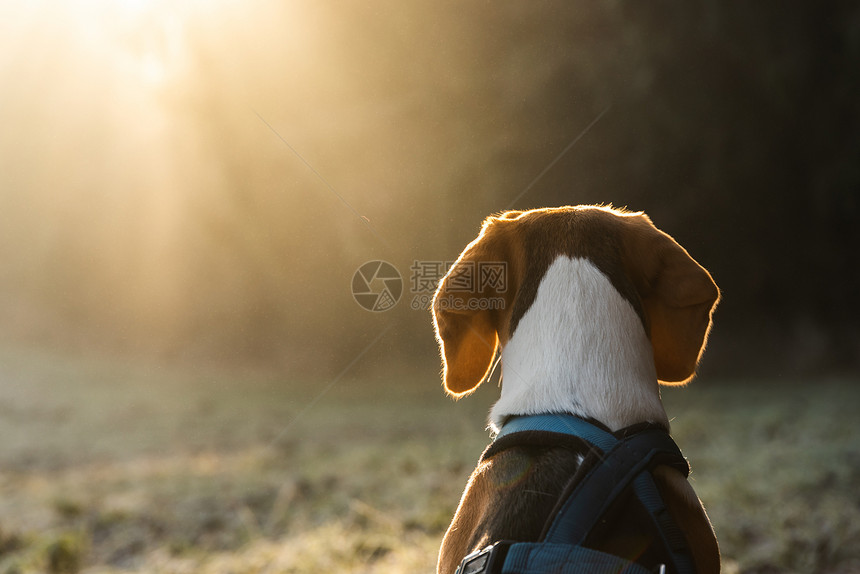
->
0 345 858 573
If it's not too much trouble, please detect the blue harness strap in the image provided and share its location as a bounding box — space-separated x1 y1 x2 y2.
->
456 414 694 574
495 413 619 452
458 542 653 574
502 543 654 574
543 426 689 545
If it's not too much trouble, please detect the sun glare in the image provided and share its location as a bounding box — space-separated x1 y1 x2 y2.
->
87 0 185 89
38 0 230 93
117 0 153 17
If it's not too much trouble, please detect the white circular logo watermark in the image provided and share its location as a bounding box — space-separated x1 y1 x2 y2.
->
351 260 403 312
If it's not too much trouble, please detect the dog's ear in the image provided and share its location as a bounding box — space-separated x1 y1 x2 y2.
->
622 214 720 385
432 217 516 396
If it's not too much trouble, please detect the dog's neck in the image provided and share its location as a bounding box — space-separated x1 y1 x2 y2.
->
491 256 669 433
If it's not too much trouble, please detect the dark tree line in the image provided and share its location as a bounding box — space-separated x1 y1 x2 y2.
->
1 1 857 377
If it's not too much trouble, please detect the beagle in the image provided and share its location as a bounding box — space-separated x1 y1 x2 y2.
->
432 206 721 573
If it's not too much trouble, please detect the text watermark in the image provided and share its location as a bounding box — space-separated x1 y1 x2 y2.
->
351 260 507 312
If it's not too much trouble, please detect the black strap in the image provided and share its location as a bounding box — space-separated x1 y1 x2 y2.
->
463 417 695 574
543 428 688 545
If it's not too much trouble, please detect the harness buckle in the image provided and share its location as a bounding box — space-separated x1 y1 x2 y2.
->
455 541 513 574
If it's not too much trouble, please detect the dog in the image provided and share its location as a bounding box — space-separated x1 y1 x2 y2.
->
432 205 720 573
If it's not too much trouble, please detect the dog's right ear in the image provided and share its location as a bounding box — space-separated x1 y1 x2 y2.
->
620 213 720 385
432 216 517 397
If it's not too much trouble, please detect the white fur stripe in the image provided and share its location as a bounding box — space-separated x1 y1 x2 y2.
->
491 256 668 432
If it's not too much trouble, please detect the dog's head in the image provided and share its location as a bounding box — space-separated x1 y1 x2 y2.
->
432 205 720 396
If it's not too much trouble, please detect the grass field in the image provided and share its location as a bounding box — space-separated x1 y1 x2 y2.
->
0 345 858 573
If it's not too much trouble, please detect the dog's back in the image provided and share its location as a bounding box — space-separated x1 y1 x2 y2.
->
439 430 720 573
442 444 583 561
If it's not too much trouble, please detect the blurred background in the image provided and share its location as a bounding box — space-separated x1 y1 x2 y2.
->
1 0 858 379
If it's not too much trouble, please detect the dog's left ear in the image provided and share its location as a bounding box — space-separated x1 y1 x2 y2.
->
432 215 517 397
621 214 720 385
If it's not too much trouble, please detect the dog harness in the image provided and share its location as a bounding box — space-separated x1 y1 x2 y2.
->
455 414 695 574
